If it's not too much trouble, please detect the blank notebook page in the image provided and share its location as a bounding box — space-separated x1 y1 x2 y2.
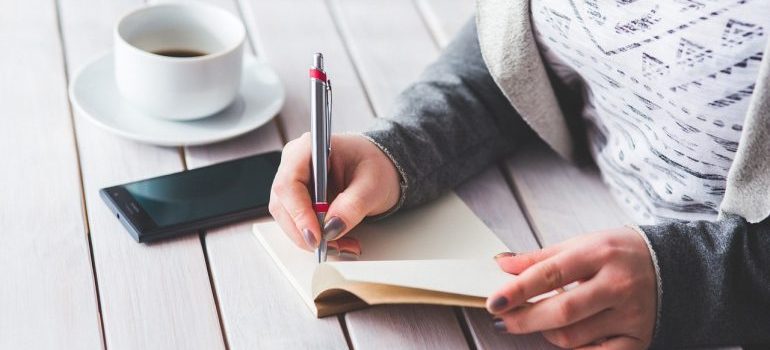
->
253 192 511 310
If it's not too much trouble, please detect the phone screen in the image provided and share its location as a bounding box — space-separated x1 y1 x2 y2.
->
103 151 281 240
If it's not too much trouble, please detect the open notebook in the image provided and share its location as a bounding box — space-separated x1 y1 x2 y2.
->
253 192 548 317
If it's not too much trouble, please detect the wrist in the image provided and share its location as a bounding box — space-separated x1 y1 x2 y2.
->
626 224 662 345
357 133 408 220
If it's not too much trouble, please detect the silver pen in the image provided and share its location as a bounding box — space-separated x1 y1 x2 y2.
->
310 53 332 263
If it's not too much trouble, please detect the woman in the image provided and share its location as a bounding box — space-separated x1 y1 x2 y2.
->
269 1 770 348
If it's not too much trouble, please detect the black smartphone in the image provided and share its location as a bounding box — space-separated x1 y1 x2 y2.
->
100 151 281 243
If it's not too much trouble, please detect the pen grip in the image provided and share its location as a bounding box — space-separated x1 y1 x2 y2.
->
312 202 329 213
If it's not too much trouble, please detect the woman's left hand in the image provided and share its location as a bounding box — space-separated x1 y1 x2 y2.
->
487 227 657 349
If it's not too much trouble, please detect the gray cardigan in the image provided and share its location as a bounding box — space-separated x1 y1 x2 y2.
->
363 21 770 349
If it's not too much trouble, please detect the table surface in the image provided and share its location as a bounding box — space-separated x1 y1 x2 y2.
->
1 0 725 349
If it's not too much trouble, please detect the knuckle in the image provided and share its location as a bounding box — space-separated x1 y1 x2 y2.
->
517 253 538 268
268 199 280 216
288 205 308 221
598 242 622 262
508 284 526 304
272 181 288 196
607 272 636 298
530 249 549 262
545 329 574 349
338 192 368 217
616 277 638 301
625 302 644 322
541 262 564 290
508 315 529 333
556 299 576 324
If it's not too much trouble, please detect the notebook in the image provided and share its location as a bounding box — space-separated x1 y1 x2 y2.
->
253 192 549 317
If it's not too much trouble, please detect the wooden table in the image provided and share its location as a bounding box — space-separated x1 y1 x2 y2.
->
2 0 654 348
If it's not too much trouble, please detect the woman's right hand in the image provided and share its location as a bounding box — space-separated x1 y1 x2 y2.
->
269 133 402 251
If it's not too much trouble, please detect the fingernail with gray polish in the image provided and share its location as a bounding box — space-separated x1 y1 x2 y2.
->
323 217 347 240
493 318 507 333
302 228 317 248
490 296 508 312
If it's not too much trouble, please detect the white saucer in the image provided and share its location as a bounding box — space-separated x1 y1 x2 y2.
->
69 53 284 146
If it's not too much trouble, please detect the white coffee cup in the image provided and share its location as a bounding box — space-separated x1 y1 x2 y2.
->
114 2 245 120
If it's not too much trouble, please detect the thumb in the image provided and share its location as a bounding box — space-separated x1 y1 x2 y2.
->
322 178 378 241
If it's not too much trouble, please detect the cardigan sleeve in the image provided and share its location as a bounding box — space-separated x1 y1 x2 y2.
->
362 19 533 213
639 214 770 349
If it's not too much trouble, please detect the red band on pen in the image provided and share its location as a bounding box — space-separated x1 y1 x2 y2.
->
313 202 329 213
309 68 327 82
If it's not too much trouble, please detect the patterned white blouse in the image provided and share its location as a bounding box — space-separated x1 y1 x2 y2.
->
531 0 769 224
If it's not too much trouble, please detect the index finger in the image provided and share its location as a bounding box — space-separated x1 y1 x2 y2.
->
272 134 322 244
273 178 323 244
487 245 601 314
274 134 312 183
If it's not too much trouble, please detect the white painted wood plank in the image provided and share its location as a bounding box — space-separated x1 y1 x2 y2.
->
415 0 475 48
329 0 438 116
505 144 630 246
0 2 103 348
455 167 538 251
461 309 560 350
198 221 351 350
345 306 468 350
239 0 374 140
57 0 225 348
179 0 350 348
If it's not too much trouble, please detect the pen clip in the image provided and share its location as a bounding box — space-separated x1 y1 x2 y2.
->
325 79 332 152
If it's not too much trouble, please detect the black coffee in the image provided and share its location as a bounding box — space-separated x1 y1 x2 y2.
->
153 49 208 57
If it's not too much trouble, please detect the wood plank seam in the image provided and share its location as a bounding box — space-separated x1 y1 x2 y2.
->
453 307 479 350
322 0 379 120
199 233 231 350
53 0 108 347
411 0 444 50
269 110 290 144
338 314 355 350
497 163 546 249
229 0 289 144
232 0 314 144
178 146 189 170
